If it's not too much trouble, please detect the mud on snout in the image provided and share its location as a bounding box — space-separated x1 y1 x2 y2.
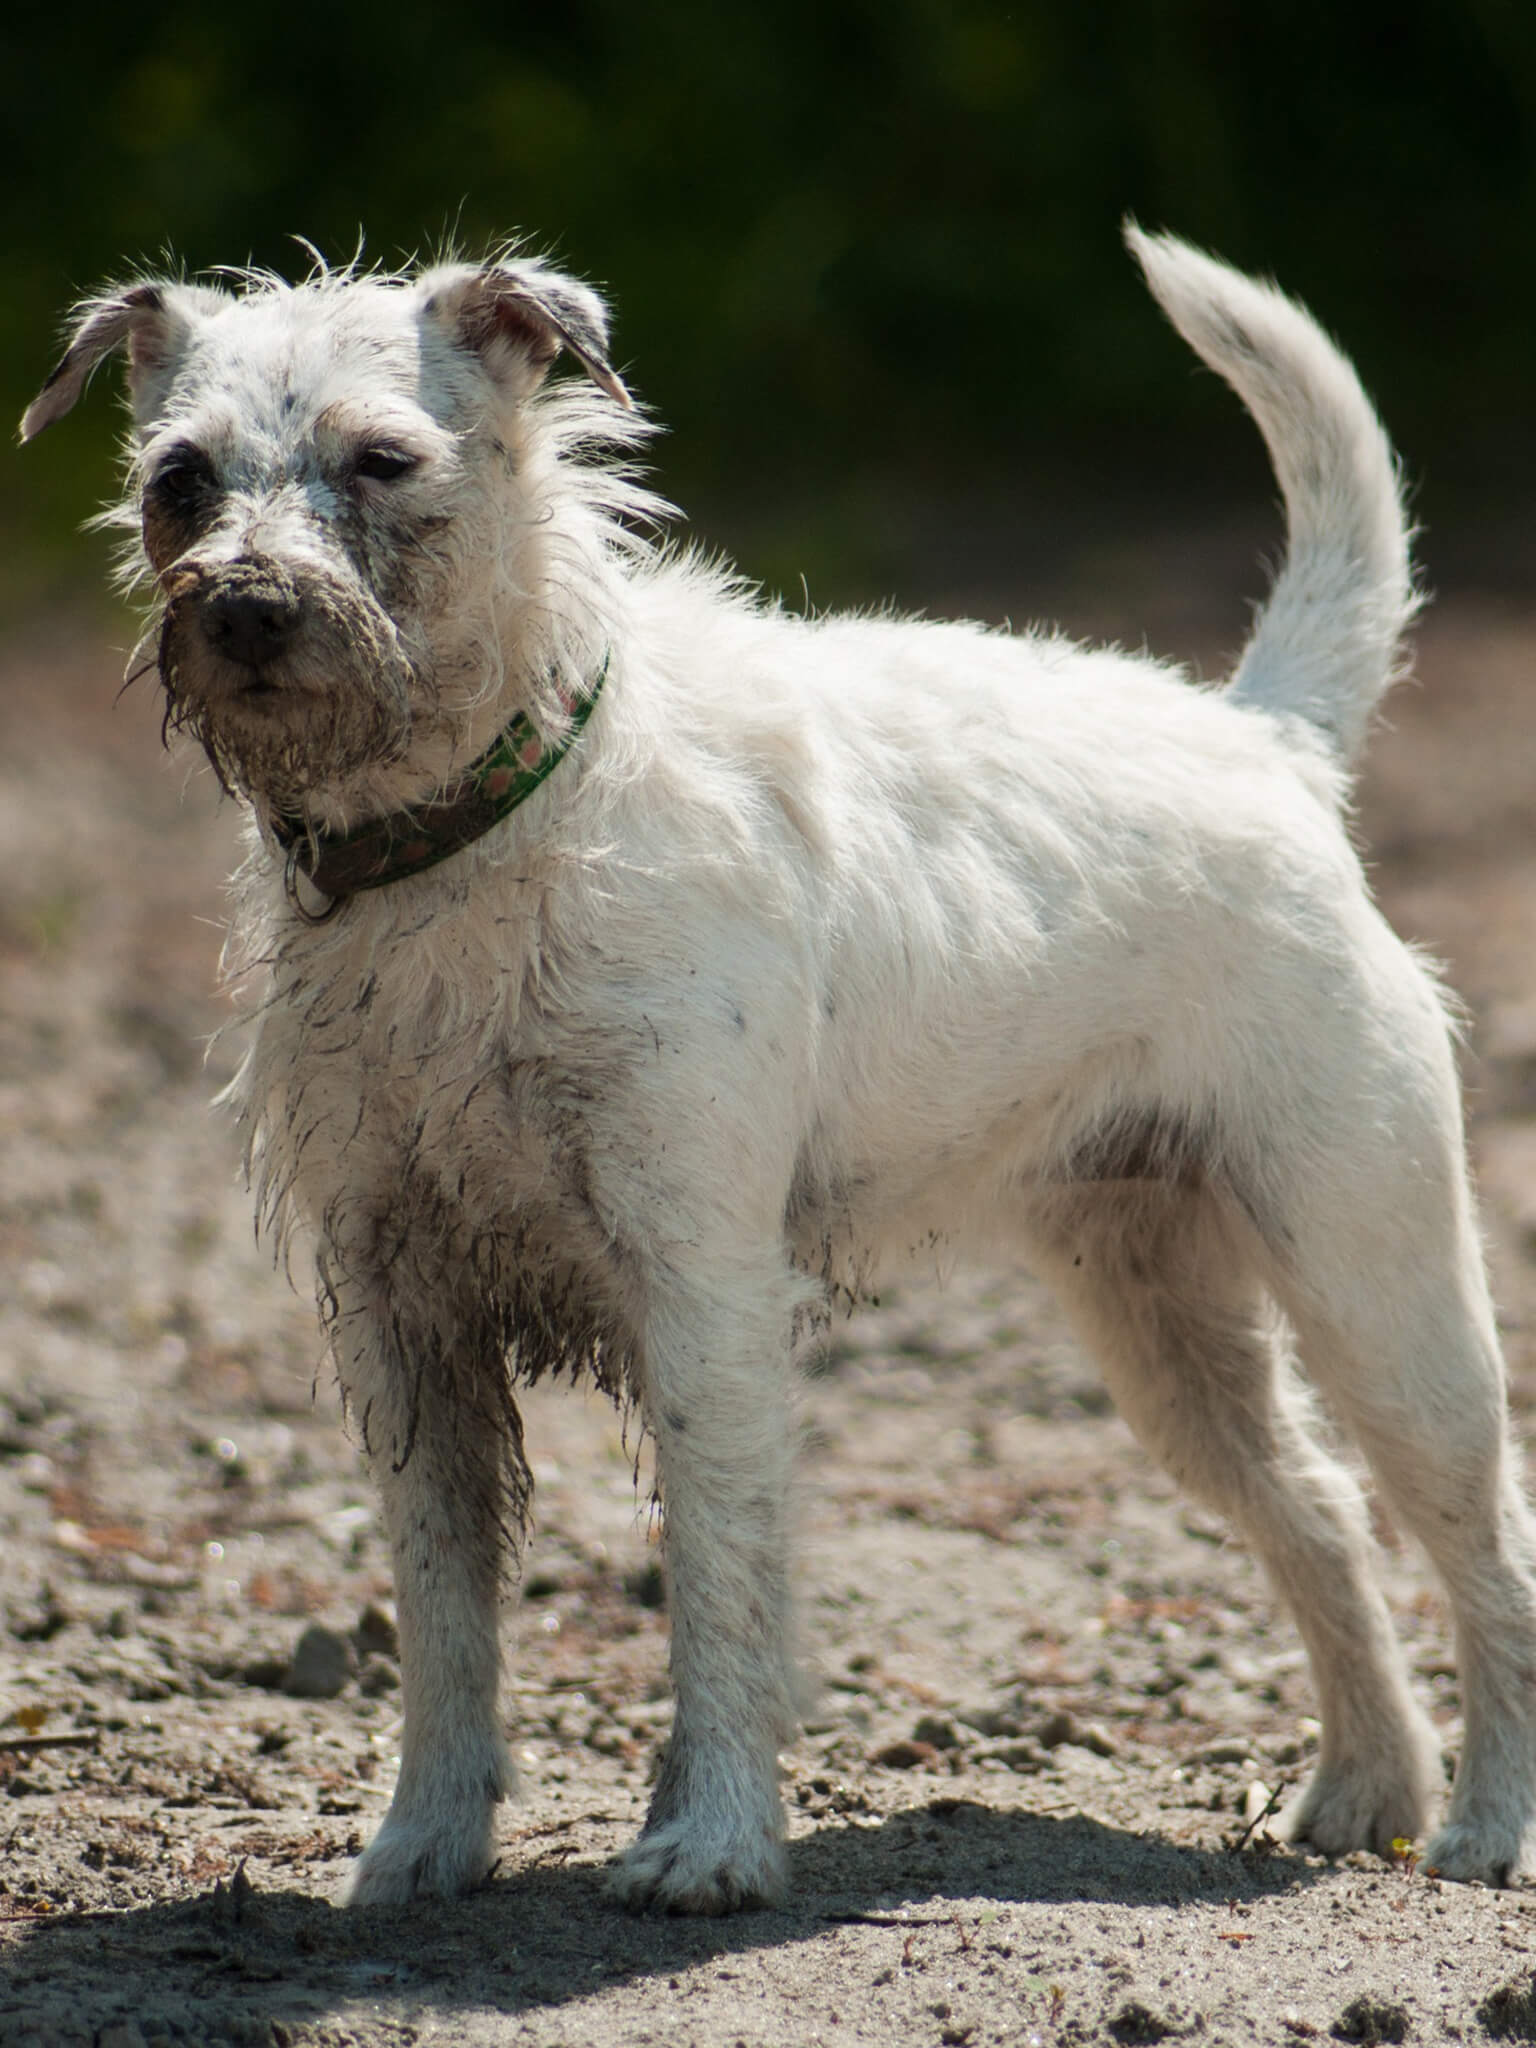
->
157 553 419 805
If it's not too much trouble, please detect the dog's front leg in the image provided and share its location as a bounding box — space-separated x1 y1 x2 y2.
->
610 1258 802 1913
339 1287 516 1906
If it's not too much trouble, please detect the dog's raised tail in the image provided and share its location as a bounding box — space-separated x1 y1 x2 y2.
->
1126 224 1416 771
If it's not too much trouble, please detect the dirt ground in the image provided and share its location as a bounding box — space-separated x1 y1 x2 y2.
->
5 534 1536 2048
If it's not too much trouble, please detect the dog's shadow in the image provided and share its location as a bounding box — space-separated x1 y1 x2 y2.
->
2 1802 1320 2031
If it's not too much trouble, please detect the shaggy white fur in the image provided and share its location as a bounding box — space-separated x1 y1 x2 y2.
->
24 227 1536 1912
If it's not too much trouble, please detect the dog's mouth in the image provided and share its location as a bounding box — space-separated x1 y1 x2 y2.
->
232 672 284 703
158 643 294 717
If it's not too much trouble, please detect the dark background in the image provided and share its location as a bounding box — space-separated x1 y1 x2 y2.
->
6 0 1536 619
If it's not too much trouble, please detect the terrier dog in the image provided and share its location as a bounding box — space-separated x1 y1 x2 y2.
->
23 229 1536 1911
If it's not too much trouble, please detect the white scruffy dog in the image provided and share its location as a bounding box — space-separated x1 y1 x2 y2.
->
23 227 1536 1911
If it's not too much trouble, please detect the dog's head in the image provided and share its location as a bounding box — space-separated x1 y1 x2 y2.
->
22 254 640 819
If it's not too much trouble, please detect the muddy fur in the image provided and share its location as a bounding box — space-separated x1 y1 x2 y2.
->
23 228 1536 1914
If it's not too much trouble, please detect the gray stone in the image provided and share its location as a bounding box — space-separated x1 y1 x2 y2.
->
283 1622 353 1699
357 1652 399 1696
352 1600 398 1660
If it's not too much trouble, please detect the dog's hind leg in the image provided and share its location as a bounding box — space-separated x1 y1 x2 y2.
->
1030 1179 1442 1859
608 1249 806 1914
1273 1112 1536 1884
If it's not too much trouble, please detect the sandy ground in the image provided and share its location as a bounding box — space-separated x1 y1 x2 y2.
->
4 546 1536 2047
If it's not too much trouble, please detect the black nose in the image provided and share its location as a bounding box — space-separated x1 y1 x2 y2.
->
202 585 302 669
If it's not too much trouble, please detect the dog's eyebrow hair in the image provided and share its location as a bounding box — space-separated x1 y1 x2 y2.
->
310 399 419 437
148 438 217 470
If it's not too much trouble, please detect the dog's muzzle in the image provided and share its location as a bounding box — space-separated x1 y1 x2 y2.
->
164 558 305 699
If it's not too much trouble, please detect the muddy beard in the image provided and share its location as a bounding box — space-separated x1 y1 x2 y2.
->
158 607 417 810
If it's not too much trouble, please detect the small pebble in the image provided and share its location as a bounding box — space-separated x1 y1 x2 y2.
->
284 1623 354 1700
960 1706 1022 1739
912 1714 963 1751
871 1738 939 1770
1332 1994 1408 2045
1037 1709 1119 1757
357 1653 399 1697
990 1740 1049 1773
353 1600 399 1660
241 1655 290 1692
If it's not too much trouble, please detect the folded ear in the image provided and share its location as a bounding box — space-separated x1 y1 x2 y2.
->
19 280 222 443
417 258 631 408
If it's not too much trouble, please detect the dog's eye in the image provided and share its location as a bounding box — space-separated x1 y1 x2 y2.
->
354 448 417 484
150 447 217 507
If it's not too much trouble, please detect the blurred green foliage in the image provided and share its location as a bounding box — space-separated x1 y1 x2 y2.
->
5 0 1535 610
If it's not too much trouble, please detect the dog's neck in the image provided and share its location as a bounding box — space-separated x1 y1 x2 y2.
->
271 653 609 920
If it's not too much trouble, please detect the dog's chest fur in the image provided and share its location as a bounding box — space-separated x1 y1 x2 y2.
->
227 846 651 1395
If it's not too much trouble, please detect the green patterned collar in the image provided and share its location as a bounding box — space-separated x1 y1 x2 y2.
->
274 654 608 919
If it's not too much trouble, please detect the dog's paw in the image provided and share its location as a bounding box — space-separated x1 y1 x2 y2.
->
607 1817 788 1916
1422 1817 1529 1888
1277 1753 1434 1861
345 1806 497 1907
